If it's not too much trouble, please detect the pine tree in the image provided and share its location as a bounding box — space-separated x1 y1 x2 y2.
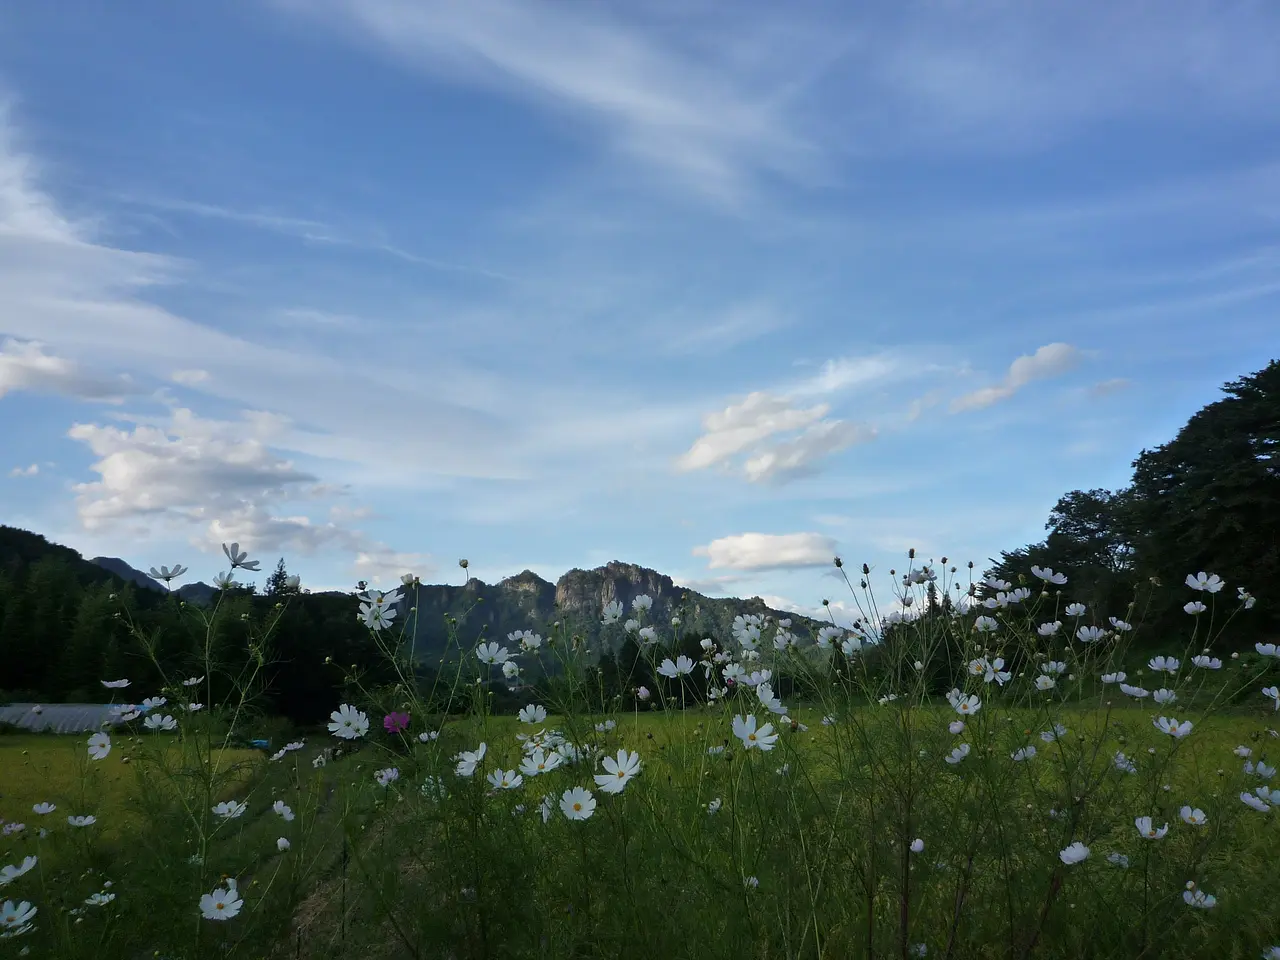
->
264 558 297 597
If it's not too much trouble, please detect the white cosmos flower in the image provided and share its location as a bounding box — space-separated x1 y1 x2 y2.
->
624 618 640 634
1120 684 1149 699
951 693 981 716
946 744 971 764
84 891 115 907
1109 617 1133 632
1180 806 1208 826
455 744 487 777
199 878 243 921
519 749 564 777
1065 603 1087 617
1034 675 1056 691
657 656 694 678
1153 689 1177 705
632 594 652 613
756 683 786 715
909 838 924 853
519 704 548 724
1037 621 1063 637
974 615 999 633
1148 656 1180 674
213 800 248 820
374 768 400 787
475 642 510 665
1235 745 1254 758
1031 566 1068 585
1011 746 1037 762
100 679 130 689
1185 572 1224 593
87 733 111 761
1040 661 1066 675
1059 842 1089 865
594 748 642 794
31 803 55 815
560 787 596 821
272 800 294 821
1101 671 1126 684
1182 888 1216 909
707 798 722 814
144 714 177 731
1262 686 1280 710
732 714 779 751
1191 655 1222 669
0 857 37 887
1076 626 1106 643
182 676 204 687
1154 717 1193 738
601 600 623 623
1184 601 1207 615
418 730 439 743
509 629 543 653
1114 752 1137 774
0 899 37 936
141 696 167 711
1107 852 1130 869
327 704 369 740
949 720 965 734
277 838 290 852
486 769 523 790
502 660 520 680
67 815 96 827
1040 723 1068 743
1241 791 1271 812
1135 816 1168 839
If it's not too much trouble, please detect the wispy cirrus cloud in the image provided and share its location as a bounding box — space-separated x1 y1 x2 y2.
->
950 343 1083 413
272 0 831 205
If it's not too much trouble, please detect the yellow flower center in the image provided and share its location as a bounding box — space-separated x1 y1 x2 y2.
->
748 733 757 741
573 802 582 812
215 901 225 910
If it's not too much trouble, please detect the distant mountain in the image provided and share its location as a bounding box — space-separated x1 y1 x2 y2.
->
387 560 832 665
88 557 217 606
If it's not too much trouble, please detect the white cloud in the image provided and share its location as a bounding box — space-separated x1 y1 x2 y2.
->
673 351 922 483
0 339 141 402
692 532 837 571
67 407 317 531
8 463 38 477
675 391 829 473
170 369 210 386
950 343 1082 413
742 420 875 484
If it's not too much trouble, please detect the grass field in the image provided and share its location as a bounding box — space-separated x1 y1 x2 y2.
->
3 700 1278 959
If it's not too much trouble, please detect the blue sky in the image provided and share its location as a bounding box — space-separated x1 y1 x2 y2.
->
1 0 1278 620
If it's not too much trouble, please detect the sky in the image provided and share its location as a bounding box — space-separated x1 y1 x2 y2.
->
1 0 1278 624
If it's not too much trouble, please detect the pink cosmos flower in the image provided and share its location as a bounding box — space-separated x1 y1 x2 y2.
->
383 711 410 734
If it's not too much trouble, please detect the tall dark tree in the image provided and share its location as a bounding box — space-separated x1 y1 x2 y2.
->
1125 359 1280 639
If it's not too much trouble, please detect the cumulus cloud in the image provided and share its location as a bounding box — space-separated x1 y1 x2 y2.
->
64 405 435 579
675 389 875 484
950 343 1082 413
0 339 141 403
8 463 38 477
67 407 316 530
693 532 837 571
